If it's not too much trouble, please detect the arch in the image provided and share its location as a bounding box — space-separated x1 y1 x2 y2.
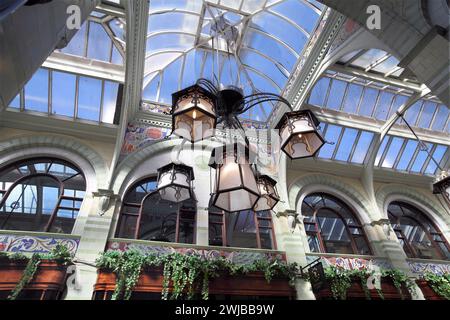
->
115 176 196 243
301 192 373 255
376 184 450 230
112 138 220 196
0 158 86 234
0 134 108 191
288 173 374 224
387 200 450 260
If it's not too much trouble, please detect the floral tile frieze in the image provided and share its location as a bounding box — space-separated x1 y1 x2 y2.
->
107 241 285 264
306 255 393 271
408 261 450 276
0 234 79 254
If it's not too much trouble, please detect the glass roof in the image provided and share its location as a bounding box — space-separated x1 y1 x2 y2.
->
10 68 120 124
336 49 418 84
308 71 450 134
317 123 375 165
374 135 448 176
142 0 323 123
56 11 125 65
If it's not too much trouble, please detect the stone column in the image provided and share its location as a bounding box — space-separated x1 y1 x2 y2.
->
65 190 120 300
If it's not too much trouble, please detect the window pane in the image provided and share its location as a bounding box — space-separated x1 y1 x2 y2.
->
335 128 358 161
87 21 112 62
52 71 76 117
309 77 330 107
351 131 374 164
77 76 102 121
225 211 258 249
381 137 404 168
318 124 341 159
101 81 119 124
359 87 379 117
25 68 48 112
326 80 347 110
342 84 363 114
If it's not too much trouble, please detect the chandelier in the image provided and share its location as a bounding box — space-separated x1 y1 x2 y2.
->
158 12 324 212
166 78 324 212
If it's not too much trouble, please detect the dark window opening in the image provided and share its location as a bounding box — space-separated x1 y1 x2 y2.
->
116 177 196 244
302 193 372 255
388 201 450 260
0 158 86 234
208 209 276 250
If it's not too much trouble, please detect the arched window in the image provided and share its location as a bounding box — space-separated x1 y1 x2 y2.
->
116 177 196 243
301 193 372 255
388 202 450 260
0 158 86 234
208 208 276 249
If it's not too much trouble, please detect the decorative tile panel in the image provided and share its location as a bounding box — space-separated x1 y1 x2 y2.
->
0 234 79 254
107 241 286 264
408 260 450 276
121 122 171 155
306 255 393 271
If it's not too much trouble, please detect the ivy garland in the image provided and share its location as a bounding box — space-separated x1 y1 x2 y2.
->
95 250 299 300
381 269 416 300
422 272 450 300
0 245 73 300
322 266 415 300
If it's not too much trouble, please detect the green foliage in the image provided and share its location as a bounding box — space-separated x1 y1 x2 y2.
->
2 245 73 300
95 250 300 300
324 266 353 300
381 269 415 300
423 272 450 300
7 254 41 300
323 266 415 300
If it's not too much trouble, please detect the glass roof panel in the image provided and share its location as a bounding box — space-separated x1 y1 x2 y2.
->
325 79 346 110
335 128 358 161
424 145 447 175
58 11 125 65
317 124 374 164
308 73 450 134
351 131 374 164
10 68 120 124
142 0 323 123
381 136 404 168
318 124 342 159
372 134 447 175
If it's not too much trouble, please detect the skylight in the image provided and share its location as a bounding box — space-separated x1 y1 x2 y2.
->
308 72 450 134
374 135 448 175
57 11 125 65
10 68 120 124
317 123 375 165
141 0 323 123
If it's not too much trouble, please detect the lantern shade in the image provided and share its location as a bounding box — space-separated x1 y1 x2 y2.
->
253 175 280 211
172 84 217 143
275 110 325 159
209 143 260 212
156 163 195 203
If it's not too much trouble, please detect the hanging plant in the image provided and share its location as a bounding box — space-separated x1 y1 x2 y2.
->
5 244 73 300
381 269 415 299
422 272 450 300
324 266 352 300
96 250 300 300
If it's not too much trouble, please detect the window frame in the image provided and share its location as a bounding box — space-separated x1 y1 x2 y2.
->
208 209 277 250
116 177 196 244
0 157 85 233
388 201 450 260
302 193 373 255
